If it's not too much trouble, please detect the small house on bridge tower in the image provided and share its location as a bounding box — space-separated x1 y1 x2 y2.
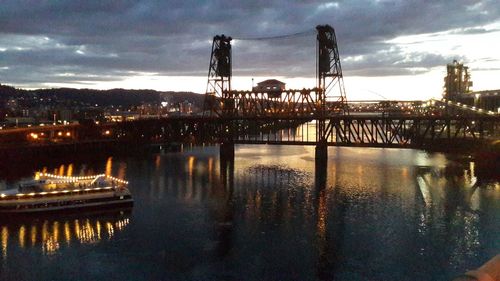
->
253 79 286 92
253 79 286 99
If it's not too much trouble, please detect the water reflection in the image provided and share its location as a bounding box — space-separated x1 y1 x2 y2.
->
0 156 132 261
0 146 498 280
414 163 483 268
0 210 131 258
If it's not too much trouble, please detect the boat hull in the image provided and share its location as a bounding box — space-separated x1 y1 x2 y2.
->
0 198 133 214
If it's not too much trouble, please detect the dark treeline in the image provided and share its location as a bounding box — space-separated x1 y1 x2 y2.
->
0 84 204 108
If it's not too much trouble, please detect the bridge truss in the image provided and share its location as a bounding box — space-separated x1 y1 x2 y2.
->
230 116 499 148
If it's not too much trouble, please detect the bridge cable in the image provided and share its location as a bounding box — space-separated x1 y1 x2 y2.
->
362 89 388 100
232 29 315 41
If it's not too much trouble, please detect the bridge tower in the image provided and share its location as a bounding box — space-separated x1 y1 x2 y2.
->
203 35 235 161
203 35 233 117
315 25 348 162
316 25 348 115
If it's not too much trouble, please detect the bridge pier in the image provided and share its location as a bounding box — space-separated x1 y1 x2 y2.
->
220 142 235 161
219 142 235 191
315 141 328 189
315 157 327 190
315 141 328 163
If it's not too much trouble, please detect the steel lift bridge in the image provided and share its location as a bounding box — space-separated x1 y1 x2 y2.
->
203 25 350 160
201 25 498 162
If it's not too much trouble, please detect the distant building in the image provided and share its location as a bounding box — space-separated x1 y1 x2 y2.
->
179 100 192 115
105 111 140 122
457 90 500 113
5 98 18 111
59 109 73 122
4 117 35 127
253 79 286 92
444 60 472 101
21 109 30 117
444 60 499 112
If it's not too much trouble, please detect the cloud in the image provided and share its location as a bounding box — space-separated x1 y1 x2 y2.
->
1 0 499 89
342 46 463 77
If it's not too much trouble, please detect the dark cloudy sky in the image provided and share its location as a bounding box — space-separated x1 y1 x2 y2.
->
1 1 499 100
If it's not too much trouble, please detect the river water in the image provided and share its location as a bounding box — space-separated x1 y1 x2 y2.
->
0 145 498 281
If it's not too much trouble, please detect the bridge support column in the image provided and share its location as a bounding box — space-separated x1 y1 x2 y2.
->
220 141 234 191
315 157 327 190
315 141 328 189
220 142 234 163
315 141 328 162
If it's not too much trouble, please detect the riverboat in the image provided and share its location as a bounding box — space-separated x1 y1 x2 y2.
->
0 173 133 213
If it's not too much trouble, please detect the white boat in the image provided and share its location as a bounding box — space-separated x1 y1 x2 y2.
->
0 173 133 213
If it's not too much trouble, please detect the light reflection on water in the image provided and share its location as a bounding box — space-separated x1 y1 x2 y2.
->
0 145 498 280
0 211 131 259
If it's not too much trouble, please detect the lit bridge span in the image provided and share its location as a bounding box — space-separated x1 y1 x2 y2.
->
0 114 498 151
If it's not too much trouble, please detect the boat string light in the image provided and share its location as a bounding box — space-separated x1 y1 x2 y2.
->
0 172 129 200
39 173 129 185
1 186 117 199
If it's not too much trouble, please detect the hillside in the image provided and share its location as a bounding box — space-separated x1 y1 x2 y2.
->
0 84 205 108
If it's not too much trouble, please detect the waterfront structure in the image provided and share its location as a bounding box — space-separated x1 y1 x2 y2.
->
444 60 472 101
444 60 500 113
454 89 500 113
